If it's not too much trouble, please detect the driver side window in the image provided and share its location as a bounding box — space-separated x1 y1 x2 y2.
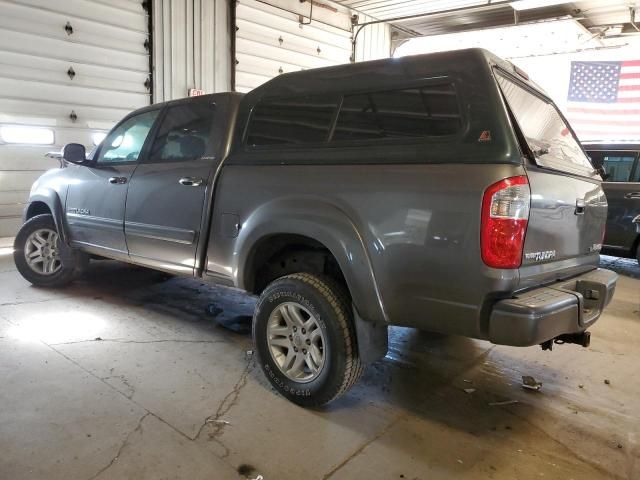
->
96 109 160 164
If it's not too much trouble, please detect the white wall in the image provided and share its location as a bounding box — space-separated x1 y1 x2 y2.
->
234 0 392 92
152 0 232 101
0 0 151 237
354 13 392 62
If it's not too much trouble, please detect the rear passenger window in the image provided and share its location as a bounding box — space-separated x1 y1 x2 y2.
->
247 96 338 146
332 84 462 141
602 156 637 182
147 102 215 162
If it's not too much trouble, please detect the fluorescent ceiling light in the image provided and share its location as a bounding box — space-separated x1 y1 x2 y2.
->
91 132 107 145
0 125 54 145
510 0 571 11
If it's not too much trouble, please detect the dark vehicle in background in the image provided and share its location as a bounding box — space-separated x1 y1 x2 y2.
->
585 144 640 264
13 49 617 406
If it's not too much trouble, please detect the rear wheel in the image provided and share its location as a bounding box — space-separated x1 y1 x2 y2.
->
13 214 87 287
253 273 363 407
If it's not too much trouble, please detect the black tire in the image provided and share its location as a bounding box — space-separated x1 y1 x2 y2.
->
253 273 364 407
13 214 86 287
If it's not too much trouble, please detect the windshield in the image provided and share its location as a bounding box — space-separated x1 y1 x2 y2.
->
495 72 595 177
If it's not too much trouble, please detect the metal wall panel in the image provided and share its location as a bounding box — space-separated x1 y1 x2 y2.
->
0 0 151 237
234 0 391 93
235 0 354 93
152 0 231 102
354 12 391 62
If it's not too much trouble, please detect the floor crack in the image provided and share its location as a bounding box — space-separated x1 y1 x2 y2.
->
101 374 136 399
194 352 255 446
86 412 150 480
44 341 244 473
0 297 70 307
322 414 405 480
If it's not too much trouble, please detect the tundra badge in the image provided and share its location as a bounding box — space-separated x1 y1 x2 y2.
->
68 208 90 215
524 250 556 261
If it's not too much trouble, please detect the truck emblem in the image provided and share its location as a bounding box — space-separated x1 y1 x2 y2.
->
68 208 90 215
478 130 491 142
525 250 556 261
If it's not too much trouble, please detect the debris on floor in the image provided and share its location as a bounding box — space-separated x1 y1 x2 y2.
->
604 379 611 385
463 388 476 394
521 375 542 391
489 400 519 406
238 464 262 479
206 419 230 426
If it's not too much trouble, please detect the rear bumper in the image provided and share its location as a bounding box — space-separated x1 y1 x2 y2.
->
488 268 617 347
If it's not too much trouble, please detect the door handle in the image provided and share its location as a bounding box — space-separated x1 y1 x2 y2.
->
575 199 586 215
624 192 640 199
108 176 127 184
179 177 203 187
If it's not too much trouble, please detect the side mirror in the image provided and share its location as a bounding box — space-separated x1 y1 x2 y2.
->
62 143 87 165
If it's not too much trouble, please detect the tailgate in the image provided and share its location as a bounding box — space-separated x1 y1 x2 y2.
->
494 69 607 271
524 168 607 265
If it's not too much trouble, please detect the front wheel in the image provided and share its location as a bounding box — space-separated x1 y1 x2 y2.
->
253 273 364 407
13 214 86 287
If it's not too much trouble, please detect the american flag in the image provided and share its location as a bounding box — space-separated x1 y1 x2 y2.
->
566 60 640 141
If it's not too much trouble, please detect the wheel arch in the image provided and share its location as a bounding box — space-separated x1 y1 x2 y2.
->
235 198 388 325
25 190 68 244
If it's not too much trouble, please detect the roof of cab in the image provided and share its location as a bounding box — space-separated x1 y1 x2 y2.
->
127 91 244 118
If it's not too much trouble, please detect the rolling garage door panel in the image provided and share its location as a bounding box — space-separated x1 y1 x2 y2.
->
235 0 353 93
0 0 150 237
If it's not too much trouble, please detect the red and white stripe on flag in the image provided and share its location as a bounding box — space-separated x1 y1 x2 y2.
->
567 60 640 141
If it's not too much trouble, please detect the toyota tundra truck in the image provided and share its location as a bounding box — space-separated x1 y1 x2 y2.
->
14 49 617 406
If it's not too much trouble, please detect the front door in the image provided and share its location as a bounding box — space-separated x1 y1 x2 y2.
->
124 99 217 274
599 151 640 253
65 109 161 258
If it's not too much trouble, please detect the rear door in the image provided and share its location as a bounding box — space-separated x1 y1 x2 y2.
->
495 72 607 283
587 150 640 253
124 99 218 274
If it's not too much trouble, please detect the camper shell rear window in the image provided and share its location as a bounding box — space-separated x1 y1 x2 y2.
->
495 70 595 177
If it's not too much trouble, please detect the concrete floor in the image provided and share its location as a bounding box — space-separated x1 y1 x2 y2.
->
0 249 639 480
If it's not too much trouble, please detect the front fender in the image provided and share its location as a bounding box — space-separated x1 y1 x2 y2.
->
26 188 69 244
235 197 388 325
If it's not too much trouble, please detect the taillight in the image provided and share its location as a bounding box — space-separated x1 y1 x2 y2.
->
481 175 530 269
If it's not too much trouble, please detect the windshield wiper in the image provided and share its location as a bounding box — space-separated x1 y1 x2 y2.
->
532 147 549 157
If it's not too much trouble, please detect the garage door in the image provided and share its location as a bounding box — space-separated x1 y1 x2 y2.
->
0 0 151 237
235 0 354 93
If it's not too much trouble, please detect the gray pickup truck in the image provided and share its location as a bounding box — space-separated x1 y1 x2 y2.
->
14 49 618 406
